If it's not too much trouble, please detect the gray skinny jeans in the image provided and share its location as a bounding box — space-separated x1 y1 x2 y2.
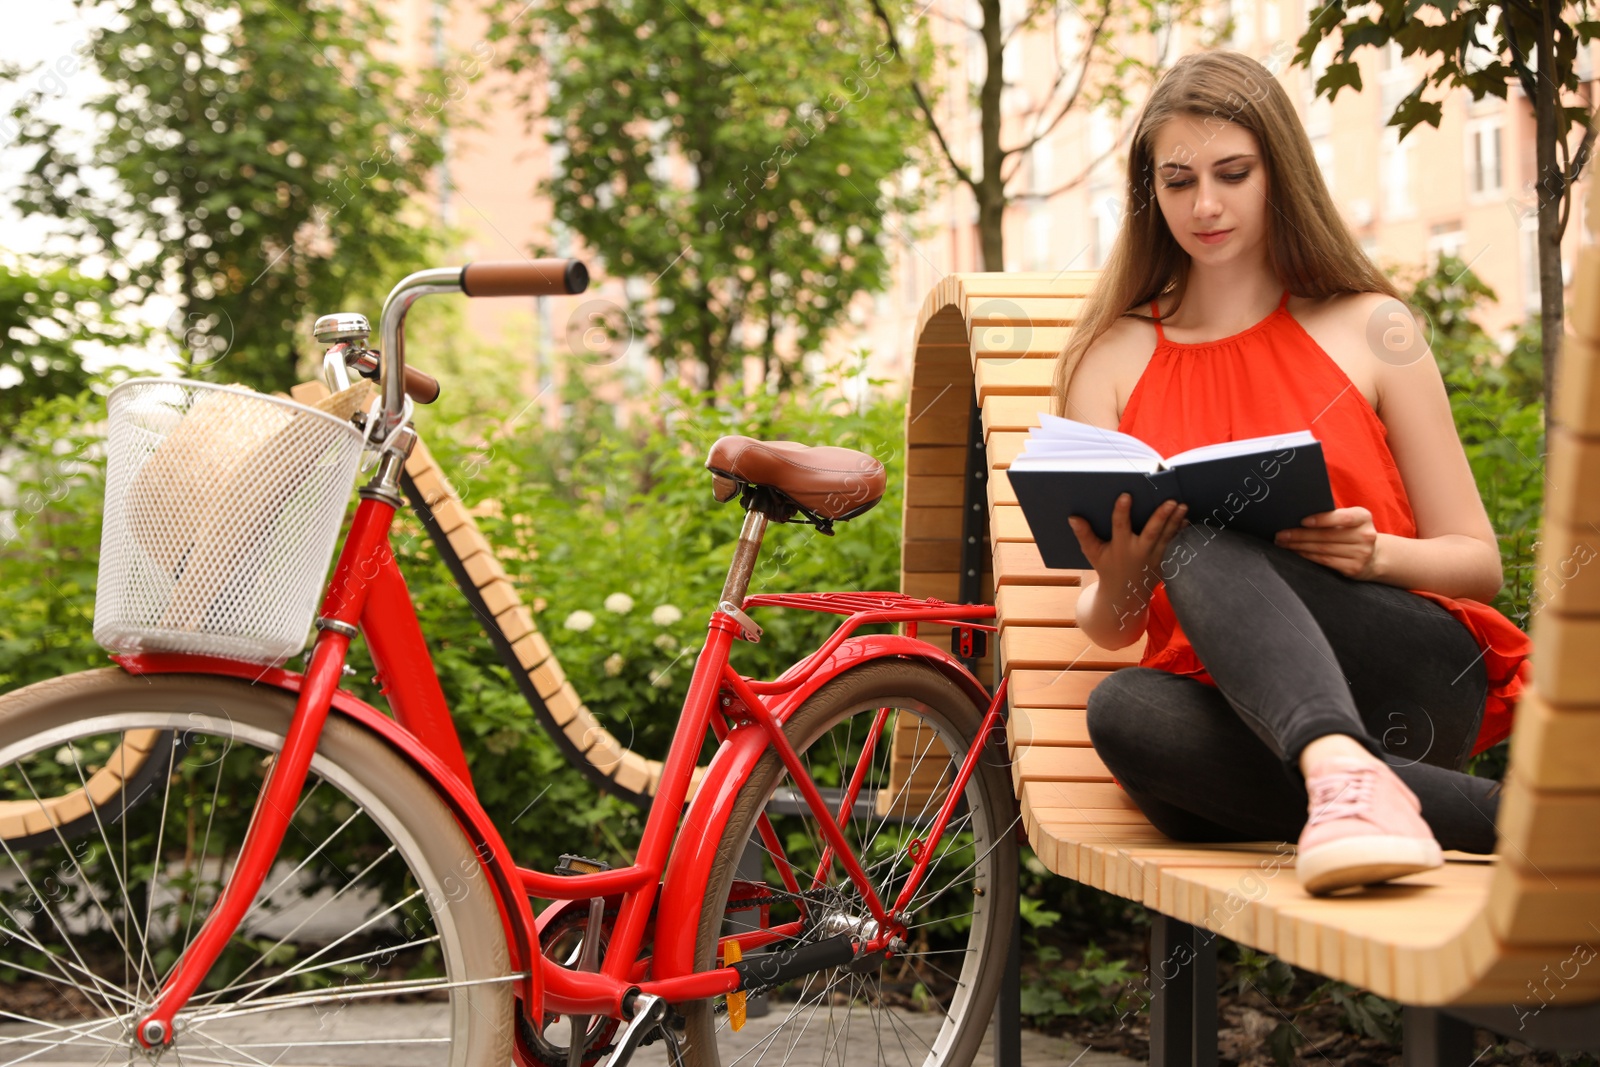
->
1084 525 1503 854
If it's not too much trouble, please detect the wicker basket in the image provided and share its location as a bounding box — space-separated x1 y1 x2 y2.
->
93 378 373 664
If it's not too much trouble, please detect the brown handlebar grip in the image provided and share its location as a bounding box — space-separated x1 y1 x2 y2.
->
459 259 589 298
404 365 441 405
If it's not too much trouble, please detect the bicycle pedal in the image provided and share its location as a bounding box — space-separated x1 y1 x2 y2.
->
602 992 669 1067
555 854 614 876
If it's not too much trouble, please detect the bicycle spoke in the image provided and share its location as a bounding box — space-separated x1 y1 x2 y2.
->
184 972 521 1025
0 834 129 1019
13 764 141 967
186 847 406 1008
135 735 182 1001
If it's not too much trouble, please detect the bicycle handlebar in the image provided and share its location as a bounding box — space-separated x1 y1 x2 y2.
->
461 259 589 298
374 259 588 430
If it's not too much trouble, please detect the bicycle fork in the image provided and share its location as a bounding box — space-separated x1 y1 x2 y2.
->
135 499 416 1047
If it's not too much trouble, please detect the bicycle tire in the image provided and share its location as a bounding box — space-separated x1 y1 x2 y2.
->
0 668 514 1067
680 659 1018 1067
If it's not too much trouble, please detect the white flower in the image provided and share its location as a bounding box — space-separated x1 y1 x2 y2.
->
604 592 635 614
651 604 682 626
603 652 626 676
653 633 678 651
54 745 81 767
650 671 674 689
563 610 596 632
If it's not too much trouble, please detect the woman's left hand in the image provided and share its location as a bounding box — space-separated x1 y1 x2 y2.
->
1273 506 1382 580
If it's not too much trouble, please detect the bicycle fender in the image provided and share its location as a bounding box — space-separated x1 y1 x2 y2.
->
111 654 543 1019
650 635 989 980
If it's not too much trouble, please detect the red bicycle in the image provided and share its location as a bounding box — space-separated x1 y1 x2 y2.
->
0 261 1018 1067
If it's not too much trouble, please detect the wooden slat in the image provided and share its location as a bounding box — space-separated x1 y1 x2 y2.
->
955 272 1097 298
1008 706 1092 749
1506 688 1600 791
1496 775 1600 873
971 325 1070 357
465 551 509 589
1545 426 1600 525
906 446 967 476
989 503 1033 541
966 296 1084 327
981 395 1050 435
974 358 1054 401
496 605 535 644
1531 518 1600 617
1529 613 1600 706
1001 626 1143 671
1009 669 1114 707
1020 781 1143 811
903 540 961 572
1555 331 1600 435
1569 246 1600 341
994 584 1078 626
1013 746 1113 783
906 385 971 446
904 474 966 507
903 506 964 540
986 432 1028 468
988 469 1017 506
993 542 1082 586
1488 862 1600 944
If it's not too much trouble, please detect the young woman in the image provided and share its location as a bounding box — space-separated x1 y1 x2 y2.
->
1052 49 1533 896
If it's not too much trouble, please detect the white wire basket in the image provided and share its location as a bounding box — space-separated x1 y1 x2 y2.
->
94 378 371 664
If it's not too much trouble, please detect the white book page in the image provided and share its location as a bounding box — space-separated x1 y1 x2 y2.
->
1015 413 1161 468
1164 430 1318 468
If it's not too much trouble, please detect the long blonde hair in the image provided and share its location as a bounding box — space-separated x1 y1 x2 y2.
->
1051 49 1402 416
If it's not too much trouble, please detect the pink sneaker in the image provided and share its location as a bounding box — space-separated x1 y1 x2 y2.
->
1295 756 1444 895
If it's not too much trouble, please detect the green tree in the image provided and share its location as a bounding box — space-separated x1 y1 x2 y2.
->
0 258 140 431
485 0 925 387
1293 0 1598 437
869 0 1209 271
2 0 451 394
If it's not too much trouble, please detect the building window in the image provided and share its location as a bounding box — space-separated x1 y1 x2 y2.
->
1031 139 1054 197
1468 121 1503 195
1091 190 1122 268
1427 221 1466 267
1312 136 1335 194
1230 0 1255 46
1381 127 1412 218
1521 222 1540 313
1026 205 1054 271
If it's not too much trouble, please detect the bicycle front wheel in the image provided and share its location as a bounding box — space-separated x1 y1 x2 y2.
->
681 660 1018 1067
0 669 514 1067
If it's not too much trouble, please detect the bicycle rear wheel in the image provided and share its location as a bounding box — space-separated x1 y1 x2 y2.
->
0 669 514 1067
681 660 1018 1067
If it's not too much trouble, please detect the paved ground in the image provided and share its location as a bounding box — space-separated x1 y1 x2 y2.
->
0 1002 1143 1066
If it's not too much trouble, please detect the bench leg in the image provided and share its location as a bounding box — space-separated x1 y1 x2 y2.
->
994 901 1022 1067
1403 1006 1474 1067
1149 913 1219 1067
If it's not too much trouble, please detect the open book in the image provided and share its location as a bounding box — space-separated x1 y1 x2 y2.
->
1008 414 1336 569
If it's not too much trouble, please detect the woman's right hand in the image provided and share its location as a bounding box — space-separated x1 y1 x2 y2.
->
1068 494 1189 589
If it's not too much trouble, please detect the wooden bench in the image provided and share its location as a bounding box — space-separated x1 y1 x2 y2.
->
900 238 1600 1061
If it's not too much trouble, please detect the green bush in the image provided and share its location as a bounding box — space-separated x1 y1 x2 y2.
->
0 365 907 884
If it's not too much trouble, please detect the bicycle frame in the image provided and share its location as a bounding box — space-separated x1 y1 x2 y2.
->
120 468 1007 1052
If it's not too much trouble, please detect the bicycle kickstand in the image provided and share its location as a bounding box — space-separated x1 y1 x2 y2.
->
602 992 672 1067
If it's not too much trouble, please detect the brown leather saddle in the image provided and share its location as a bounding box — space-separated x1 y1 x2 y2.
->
704 435 887 533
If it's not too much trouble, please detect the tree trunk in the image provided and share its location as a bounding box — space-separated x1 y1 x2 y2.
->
1535 0 1563 444
977 0 1005 271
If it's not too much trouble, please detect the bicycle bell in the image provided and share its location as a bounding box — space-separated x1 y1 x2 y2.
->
313 313 372 347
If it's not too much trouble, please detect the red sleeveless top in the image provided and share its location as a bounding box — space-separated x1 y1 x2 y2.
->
1113 288 1531 758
